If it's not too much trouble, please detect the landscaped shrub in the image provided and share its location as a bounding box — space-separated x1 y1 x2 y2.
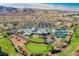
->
76 49 79 52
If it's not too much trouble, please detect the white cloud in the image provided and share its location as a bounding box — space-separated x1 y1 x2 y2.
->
26 4 66 10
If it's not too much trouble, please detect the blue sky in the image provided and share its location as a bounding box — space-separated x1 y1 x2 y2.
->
47 3 79 8
0 3 79 11
0 3 79 8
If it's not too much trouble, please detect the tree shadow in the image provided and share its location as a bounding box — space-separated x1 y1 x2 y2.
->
0 47 8 56
51 49 61 54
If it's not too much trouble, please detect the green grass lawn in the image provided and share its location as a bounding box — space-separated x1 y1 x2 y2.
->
30 37 45 43
0 33 20 56
58 24 79 56
25 43 52 55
